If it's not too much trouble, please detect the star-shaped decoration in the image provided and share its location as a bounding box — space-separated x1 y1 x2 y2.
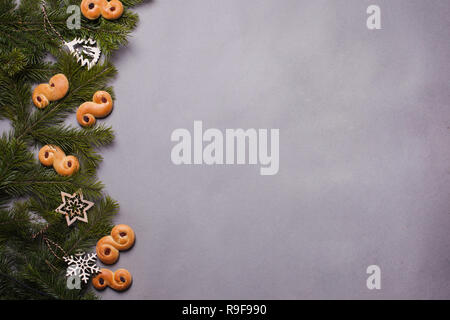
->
56 190 94 226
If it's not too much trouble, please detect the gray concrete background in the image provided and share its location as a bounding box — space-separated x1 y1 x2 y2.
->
96 0 450 299
3 0 450 299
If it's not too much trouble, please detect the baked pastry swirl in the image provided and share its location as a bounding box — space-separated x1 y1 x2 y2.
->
92 268 132 291
76 91 113 127
38 145 79 176
81 0 124 20
32 74 69 108
96 224 135 264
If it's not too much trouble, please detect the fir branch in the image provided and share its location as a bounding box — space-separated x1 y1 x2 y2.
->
31 124 115 169
15 54 117 141
0 0 147 300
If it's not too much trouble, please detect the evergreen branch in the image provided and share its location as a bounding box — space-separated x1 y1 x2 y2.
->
0 271 55 299
15 57 116 141
0 0 147 300
65 196 118 254
31 124 115 170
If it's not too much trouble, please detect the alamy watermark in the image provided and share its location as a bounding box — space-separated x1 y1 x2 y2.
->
367 5 381 30
171 121 279 175
66 5 81 30
66 269 81 290
366 265 381 290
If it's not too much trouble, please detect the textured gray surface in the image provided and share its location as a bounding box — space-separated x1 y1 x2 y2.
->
97 0 450 299
3 0 450 299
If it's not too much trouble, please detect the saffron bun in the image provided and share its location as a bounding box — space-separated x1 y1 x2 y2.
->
32 74 69 108
96 224 135 264
38 145 79 176
76 91 113 127
81 0 124 20
92 268 132 291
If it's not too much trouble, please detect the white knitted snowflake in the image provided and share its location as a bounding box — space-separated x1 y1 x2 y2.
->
63 252 100 284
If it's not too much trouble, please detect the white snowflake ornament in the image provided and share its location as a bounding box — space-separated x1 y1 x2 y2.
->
64 252 100 284
64 37 101 70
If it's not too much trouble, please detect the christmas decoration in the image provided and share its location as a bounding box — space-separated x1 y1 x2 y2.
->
42 3 102 70
56 190 94 226
64 38 101 70
0 0 144 299
64 252 100 284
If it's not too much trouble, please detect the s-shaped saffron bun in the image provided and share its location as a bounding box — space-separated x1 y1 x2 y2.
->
38 145 79 176
96 224 135 264
76 91 113 127
92 268 132 291
81 0 124 20
32 74 69 108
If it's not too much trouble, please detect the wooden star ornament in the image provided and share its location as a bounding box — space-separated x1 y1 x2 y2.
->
56 190 94 226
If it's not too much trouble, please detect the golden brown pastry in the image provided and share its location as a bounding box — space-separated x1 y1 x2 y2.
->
92 268 132 291
96 224 135 264
38 145 79 176
32 74 69 108
81 0 124 20
101 0 124 20
80 0 103 20
76 91 113 127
